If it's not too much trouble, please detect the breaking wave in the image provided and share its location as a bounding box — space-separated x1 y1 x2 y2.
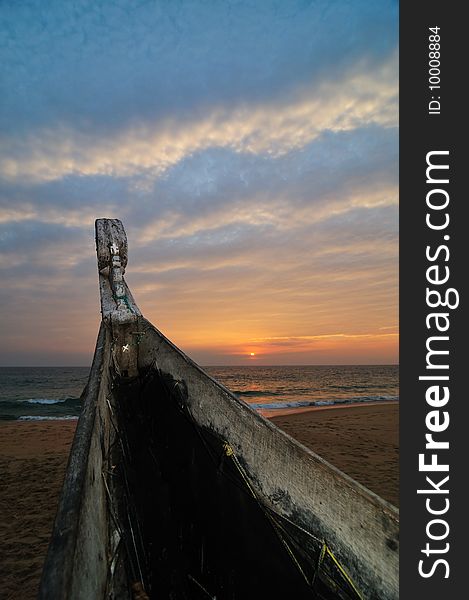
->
0 397 81 420
249 395 399 411
18 415 79 421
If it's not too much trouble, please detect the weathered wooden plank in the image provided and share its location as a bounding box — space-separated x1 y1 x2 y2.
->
135 316 399 600
38 324 110 599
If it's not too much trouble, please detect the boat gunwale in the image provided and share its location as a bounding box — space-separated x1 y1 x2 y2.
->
38 218 398 599
142 317 399 518
134 316 399 598
38 323 106 599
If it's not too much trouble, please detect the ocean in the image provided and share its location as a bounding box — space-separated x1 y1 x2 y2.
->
0 365 398 421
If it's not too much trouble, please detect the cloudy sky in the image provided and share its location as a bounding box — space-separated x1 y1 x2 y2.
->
0 0 398 366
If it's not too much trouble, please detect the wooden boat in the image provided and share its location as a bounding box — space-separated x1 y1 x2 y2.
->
39 219 398 600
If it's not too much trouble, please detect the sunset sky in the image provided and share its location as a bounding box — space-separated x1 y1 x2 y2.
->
0 0 398 366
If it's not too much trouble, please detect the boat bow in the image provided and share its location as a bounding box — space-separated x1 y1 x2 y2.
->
39 219 399 600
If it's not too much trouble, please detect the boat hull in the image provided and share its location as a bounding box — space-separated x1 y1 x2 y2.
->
40 316 398 599
39 219 398 599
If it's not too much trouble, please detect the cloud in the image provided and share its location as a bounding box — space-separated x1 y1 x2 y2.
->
1 0 398 135
0 54 397 185
0 0 398 365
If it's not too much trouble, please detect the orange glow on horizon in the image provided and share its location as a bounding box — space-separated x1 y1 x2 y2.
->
130 278 398 366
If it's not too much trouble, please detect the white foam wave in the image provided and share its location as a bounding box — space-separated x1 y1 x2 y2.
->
18 415 79 421
25 398 66 405
250 395 399 411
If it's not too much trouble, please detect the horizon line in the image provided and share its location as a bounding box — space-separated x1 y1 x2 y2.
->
0 363 400 369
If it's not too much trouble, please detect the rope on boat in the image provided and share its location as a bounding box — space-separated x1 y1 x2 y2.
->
169 377 363 599
222 441 311 587
102 386 149 597
170 382 318 590
222 440 364 599
324 545 364 600
187 574 217 599
310 542 326 589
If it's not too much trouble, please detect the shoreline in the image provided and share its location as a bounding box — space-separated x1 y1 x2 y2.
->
259 399 398 419
0 399 398 425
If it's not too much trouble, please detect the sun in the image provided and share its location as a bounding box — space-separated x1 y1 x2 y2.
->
249 352 255 356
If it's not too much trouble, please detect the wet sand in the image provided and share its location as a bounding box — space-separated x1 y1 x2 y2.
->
271 402 399 507
0 403 398 598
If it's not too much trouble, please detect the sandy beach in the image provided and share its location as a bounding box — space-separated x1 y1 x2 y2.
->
0 403 398 598
0 420 77 600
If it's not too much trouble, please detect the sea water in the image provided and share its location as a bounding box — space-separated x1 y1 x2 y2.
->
0 365 398 421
